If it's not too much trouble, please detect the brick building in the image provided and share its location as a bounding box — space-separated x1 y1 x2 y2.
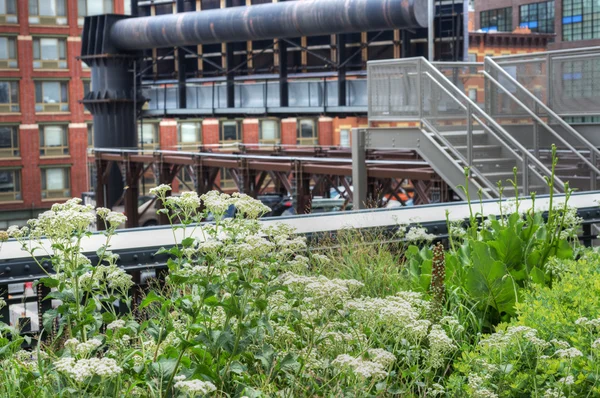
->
0 0 127 227
472 0 600 50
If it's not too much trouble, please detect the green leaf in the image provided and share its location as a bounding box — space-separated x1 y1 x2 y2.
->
140 291 164 309
37 277 59 288
464 241 517 316
102 311 116 324
151 358 178 381
181 237 195 248
530 266 546 285
487 227 524 270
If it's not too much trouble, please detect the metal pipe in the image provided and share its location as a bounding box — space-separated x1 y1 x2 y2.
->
110 0 428 51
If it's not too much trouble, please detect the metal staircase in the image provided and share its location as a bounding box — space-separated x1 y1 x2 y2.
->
485 48 600 192
368 57 563 200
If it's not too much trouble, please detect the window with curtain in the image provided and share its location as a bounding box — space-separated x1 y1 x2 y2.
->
259 120 280 144
0 36 17 68
33 38 67 69
29 0 67 25
178 122 202 150
35 81 69 112
41 167 70 199
39 125 69 156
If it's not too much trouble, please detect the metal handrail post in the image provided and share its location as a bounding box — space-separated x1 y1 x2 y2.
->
522 155 529 195
546 53 553 109
466 103 473 167
417 59 423 120
592 151 597 191
533 102 539 158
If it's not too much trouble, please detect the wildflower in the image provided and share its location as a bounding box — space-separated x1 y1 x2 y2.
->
107 319 126 331
467 374 498 398
311 253 331 265
332 354 388 380
550 339 570 349
428 383 445 396
405 226 436 242
174 379 217 395
543 388 566 398
149 184 172 197
201 191 232 217
554 347 583 358
0 231 8 242
558 375 574 385
429 242 445 322
428 324 456 368
232 192 271 219
105 211 127 228
593 339 600 350
54 357 122 383
367 348 396 367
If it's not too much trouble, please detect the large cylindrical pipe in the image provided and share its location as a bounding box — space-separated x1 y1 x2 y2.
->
110 0 428 51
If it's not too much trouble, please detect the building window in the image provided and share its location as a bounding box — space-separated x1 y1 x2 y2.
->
297 119 318 145
520 1 555 33
178 122 202 150
41 167 71 199
35 81 69 112
220 120 241 144
87 124 94 148
78 0 113 25
29 0 67 25
468 88 478 101
468 53 477 62
0 0 17 24
0 168 21 201
39 125 69 157
87 162 96 191
0 125 19 158
339 129 350 147
563 0 600 41
259 119 280 145
0 36 17 68
33 37 67 69
0 81 19 112
480 7 512 32
562 59 600 101
138 123 159 150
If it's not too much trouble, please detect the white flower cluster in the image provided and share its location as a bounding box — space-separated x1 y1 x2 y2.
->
366 348 396 367
166 191 201 213
554 347 583 358
64 337 102 356
279 273 363 303
332 354 388 380
592 338 600 350
558 207 582 240
54 357 122 383
405 226 436 243
196 239 223 255
428 325 457 368
558 375 574 385
575 317 600 328
467 374 498 398
227 234 275 259
232 192 271 219
346 293 429 340
542 388 567 398
174 377 217 395
311 253 331 265
106 319 126 331
428 383 445 396
478 326 549 351
201 191 232 217
96 207 127 229
149 184 172 197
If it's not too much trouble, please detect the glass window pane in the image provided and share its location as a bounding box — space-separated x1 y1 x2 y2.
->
0 171 15 192
44 126 63 146
261 120 278 140
300 120 315 138
39 0 57 16
42 82 60 102
0 38 7 59
340 129 350 146
180 123 199 142
0 126 12 148
222 122 238 141
40 38 58 60
45 168 65 190
0 82 8 103
78 0 85 16
86 0 104 15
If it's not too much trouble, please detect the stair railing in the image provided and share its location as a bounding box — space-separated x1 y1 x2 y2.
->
484 56 600 191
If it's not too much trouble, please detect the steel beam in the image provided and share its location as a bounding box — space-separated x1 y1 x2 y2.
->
352 128 367 209
109 0 428 51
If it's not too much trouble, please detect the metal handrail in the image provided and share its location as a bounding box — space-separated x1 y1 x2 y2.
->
492 46 600 61
484 57 600 188
419 58 564 194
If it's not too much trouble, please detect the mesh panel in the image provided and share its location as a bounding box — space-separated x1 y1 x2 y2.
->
368 61 420 120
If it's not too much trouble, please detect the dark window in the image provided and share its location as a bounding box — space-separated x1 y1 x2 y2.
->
480 7 513 32
220 120 241 143
520 1 555 34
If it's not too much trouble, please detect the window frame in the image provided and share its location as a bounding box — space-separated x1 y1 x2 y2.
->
480 7 513 32
39 125 69 157
77 0 113 25
138 122 160 151
219 120 241 145
0 80 19 112
0 0 18 24
177 121 202 150
28 0 68 25
519 1 555 34
562 0 600 41
32 37 68 69
259 119 281 145
297 118 318 146
41 166 71 200
0 125 19 158
339 128 350 147
0 168 21 202
87 124 94 148
0 36 17 68
34 80 69 112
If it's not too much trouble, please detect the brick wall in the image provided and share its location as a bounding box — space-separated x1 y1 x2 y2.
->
281 118 297 146
242 119 259 145
202 119 220 146
317 117 333 146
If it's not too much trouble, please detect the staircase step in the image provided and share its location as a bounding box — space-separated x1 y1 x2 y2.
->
473 158 518 173
448 144 504 158
482 185 548 196
438 130 488 145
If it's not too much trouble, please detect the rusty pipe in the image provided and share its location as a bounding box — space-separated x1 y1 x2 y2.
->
110 0 428 51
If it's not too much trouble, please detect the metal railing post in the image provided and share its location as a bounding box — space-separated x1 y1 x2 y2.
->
532 102 539 158
417 59 423 120
546 53 553 109
522 155 529 195
467 103 473 167
591 150 597 191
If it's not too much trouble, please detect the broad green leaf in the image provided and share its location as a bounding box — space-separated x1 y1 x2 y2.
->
530 266 546 285
140 291 164 309
487 228 524 270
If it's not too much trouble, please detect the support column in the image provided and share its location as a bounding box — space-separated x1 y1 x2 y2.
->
337 33 347 106
351 128 367 209
225 0 235 109
293 160 311 214
124 156 140 228
176 0 188 109
279 40 288 107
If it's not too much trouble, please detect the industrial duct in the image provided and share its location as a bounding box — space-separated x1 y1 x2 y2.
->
109 0 428 51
